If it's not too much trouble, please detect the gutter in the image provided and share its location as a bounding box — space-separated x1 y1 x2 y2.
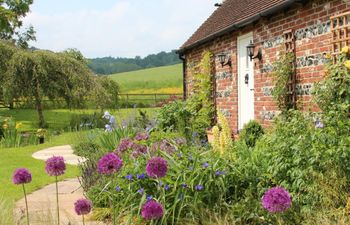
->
178 53 187 100
177 0 297 54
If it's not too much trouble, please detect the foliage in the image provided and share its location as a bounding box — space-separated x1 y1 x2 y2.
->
69 112 105 131
88 50 181 75
0 0 36 48
92 76 120 111
211 111 233 155
87 131 232 225
271 52 295 111
157 51 214 139
2 44 96 127
314 50 350 115
0 116 37 148
238 120 264 148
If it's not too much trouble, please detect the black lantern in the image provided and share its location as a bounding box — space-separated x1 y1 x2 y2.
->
217 53 232 67
247 40 262 61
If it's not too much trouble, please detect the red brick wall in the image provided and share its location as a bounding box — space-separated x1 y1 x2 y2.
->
183 0 350 134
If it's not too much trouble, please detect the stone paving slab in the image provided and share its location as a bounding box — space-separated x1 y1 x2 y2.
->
32 145 86 165
15 178 105 225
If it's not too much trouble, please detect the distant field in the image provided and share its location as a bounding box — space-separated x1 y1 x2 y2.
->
108 64 183 93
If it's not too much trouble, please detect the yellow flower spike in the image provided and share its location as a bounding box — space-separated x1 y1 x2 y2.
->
344 60 350 69
324 53 332 59
342 46 350 54
15 122 22 129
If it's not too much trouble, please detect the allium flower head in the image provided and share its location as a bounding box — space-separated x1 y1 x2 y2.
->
135 132 149 141
262 186 292 213
116 138 134 153
13 168 32 185
141 200 164 220
146 157 168 178
45 156 66 176
175 137 187 146
131 144 148 158
97 153 123 175
74 198 92 215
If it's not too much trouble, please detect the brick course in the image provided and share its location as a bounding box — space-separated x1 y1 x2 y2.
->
182 0 350 134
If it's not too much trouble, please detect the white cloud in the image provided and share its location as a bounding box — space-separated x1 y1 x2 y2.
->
23 0 216 58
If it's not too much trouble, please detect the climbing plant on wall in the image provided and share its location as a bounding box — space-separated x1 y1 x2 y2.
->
271 52 295 112
186 50 215 137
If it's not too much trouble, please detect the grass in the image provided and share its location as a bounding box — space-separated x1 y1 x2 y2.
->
0 108 158 131
0 132 80 203
108 64 183 93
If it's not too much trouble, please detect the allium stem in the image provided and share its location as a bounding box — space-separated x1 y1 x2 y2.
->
22 184 29 225
55 176 60 225
82 215 85 225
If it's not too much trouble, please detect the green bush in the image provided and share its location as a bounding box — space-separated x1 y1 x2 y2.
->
239 120 264 148
73 141 100 158
69 112 105 131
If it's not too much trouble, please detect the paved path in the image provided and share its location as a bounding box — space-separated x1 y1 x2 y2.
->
32 145 86 165
16 145 105 225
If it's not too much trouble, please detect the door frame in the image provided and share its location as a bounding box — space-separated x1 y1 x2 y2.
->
237 32 254 130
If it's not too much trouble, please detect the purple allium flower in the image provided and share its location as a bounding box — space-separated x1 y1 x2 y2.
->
175 137 187 146
137 173 146 180
125 174 133 180
262 187 292 213
74 198 92 215
13 168 32 185
146 157 168 178
135 132 149 141
195 185 204 191
116 186 121 192
45 156 66 176
138 188 144 195
141 200 164 220
165 184 170 191
159 140 176 154
147 195 153 201
97 153 123 175
131 144 148 158
202 162 209 168
116 138 134 152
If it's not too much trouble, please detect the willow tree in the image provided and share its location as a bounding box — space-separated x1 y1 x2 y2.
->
0 41 15 104
4 48 95 127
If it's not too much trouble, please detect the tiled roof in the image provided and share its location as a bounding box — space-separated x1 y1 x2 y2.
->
179 0 296 51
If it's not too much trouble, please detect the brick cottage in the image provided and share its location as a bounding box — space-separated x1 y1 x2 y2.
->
177 0 350 133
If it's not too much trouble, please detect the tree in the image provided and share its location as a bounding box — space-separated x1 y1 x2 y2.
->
0 0 35 48
3 46 95 127
92 76 120 111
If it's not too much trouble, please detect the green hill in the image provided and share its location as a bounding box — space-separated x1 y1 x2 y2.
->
108 64 183 94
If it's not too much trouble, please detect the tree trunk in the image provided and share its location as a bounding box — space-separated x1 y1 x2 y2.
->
35 97 45 128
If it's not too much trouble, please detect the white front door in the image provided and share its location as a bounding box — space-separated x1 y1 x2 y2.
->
238 33 255 130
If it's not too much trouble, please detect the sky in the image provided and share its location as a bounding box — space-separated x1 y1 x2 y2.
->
23 0 217 58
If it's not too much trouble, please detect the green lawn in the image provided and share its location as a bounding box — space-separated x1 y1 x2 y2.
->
108 63 183 93
0 132 80 203
0 108 158 131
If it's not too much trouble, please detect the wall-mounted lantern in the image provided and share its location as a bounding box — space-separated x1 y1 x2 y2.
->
247 41 262 61
217 53 232 68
